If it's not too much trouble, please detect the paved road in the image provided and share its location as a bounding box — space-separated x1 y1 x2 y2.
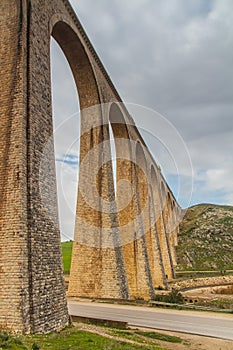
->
68 301 233 340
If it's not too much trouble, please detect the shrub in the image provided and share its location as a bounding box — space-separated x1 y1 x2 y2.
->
166 289 184 304
153 289 184 304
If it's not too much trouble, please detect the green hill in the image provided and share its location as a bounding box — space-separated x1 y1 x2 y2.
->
176 203 233 271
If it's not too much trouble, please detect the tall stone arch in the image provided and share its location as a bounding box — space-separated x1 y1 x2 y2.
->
68 104 129 300
174 204 180 246
0 0 181 333
150 166 172 281
0 0 122 334
132 142 155 299
171 199 179 246
108 104 134 298
167 192 177 267
160 182 176 279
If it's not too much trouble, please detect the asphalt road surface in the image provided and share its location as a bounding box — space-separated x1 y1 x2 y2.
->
68 301 233 341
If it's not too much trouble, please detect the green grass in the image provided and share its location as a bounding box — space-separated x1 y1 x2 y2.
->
20 326 166 349
1 326 187 349
135 331 182 343
0 326 189 349
0 331 28 349
109 329 184 346
108 330 156 346
61 241 73 274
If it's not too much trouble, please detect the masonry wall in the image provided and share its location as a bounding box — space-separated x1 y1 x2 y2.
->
0 0 73 333
0 0 31 333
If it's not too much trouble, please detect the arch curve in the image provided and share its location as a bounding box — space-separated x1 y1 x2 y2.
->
51 20 101 110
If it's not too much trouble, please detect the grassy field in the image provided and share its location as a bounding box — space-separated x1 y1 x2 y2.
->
61 241 73 274
0 326 186 349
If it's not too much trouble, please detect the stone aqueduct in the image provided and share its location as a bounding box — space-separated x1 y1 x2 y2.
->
0 0 181 334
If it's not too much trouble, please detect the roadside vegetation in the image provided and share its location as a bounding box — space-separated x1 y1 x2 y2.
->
194 298 233 310
153 289 184 304
0 325 189 349
0 331 28 350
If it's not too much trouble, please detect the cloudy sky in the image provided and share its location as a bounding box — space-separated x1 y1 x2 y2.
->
50 0 233 240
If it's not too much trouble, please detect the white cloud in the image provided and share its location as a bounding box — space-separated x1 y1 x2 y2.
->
206 169 231 190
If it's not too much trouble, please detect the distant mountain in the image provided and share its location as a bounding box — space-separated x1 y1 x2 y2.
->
176 204 233 271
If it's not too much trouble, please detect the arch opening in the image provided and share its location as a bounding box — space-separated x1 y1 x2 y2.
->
109 122 117 196
52 21 101 109
50 20 101 243
135 142 149 212
50 37 80 243
151 166 174 280
109 103 133 214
